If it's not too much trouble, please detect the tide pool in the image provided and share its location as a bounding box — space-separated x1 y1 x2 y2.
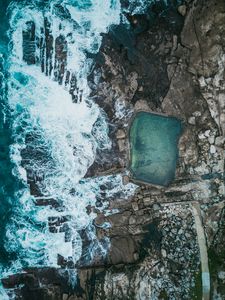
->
129 111 182 186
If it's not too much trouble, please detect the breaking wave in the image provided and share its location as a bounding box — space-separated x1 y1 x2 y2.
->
0 0 137 297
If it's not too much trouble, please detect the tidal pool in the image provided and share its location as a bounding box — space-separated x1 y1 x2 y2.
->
129 111 182 186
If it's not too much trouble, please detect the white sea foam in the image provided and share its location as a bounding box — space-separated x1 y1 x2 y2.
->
1 0 138 293
124 0 160 14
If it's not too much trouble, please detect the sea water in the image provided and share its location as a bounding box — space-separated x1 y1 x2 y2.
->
0 0 139 298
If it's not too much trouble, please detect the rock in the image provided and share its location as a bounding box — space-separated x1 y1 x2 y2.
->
134 100 149 111
172 35 178 52
204 130 211 137
129 215 136 225
109 236 137 264
171 228 177 234
218 271 225 280
132 202 139 211
210 145 216 154
116 129 126 139
178 229 183 235
161 249 167 258
193 111 202 117
95 214 106 226
218 184 224 195
122 175 130 185
153 203 160 211
178 5 187 16
143 190 151 196
212 160 223 173
208 135 215 144
133 252 139 260
188 116 196 125
198 132 206 140
118 139 126 152
215 136 224 146
143 197 151 206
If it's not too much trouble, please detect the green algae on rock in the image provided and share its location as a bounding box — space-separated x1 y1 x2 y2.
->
129 111 182 186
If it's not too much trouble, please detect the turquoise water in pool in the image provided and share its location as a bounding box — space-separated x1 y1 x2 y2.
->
129 112 182 186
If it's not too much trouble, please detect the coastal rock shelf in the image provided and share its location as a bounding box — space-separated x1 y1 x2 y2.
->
129 112 182 186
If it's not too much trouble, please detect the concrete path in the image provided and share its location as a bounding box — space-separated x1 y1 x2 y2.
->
191 202 210 300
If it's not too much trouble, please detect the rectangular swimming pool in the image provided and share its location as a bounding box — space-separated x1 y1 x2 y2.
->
129 111 182 186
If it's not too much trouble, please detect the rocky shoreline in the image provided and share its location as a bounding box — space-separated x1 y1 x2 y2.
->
2 0 225 299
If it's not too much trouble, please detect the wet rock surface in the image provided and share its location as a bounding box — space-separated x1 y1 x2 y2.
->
3 0 225 299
